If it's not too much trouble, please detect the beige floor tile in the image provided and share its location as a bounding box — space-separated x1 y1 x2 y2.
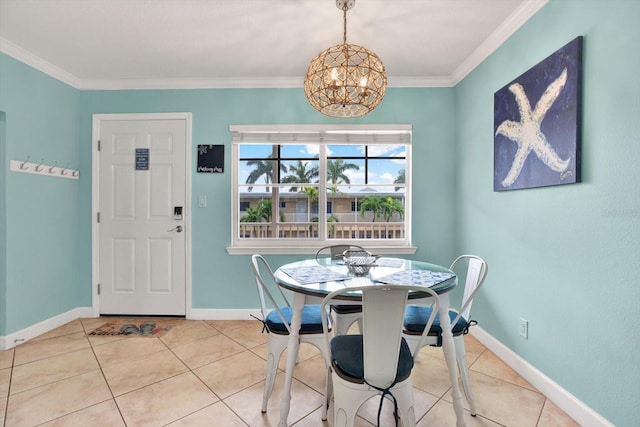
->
410 354 457 398
170 333 245 369
92 336 167 367
34 319 85 341
80 317 110 333
294 406 374 427
86 334 129 347
40 400 126 427
471 350 537 391
102 349 188 396
1 316 580 427
461 334 488 365
354 385 439 426
0 396 6 425
160 320 219 348
10 348 99 394
4 370 112 426
291 354 328 394
167 401 247 426
414 334 487 368
225 373 325 427
13 332 90 366
443 370 545 427
0 349 14 369
417 399 502 426
0 368 10 398
116 372 218 427
250 341 322 370
205 319 256 332
538 399 580 427
222 320 270 348
193 350 266 399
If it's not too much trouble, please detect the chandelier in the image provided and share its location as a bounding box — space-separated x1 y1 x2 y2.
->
304 0 387 118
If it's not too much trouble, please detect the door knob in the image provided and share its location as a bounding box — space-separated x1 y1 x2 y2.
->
167 225 183 233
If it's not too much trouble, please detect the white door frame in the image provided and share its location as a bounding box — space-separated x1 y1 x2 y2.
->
91 113 193 318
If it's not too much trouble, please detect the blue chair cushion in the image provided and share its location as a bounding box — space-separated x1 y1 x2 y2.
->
330 335 414 381
403 306 470 338
265 304 324 334
331 304 362 314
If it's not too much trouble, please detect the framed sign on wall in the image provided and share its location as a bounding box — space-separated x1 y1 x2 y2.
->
197 145 224 173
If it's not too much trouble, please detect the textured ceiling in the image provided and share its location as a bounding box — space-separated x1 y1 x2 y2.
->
0 0 547 89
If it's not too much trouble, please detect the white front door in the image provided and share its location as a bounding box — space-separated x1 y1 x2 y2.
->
94 114 191 315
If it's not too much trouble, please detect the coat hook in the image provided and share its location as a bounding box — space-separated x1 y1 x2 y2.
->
35 158 44 172
20 156 30 170
61 163 69 176
49 161 58 173
72 169 79 177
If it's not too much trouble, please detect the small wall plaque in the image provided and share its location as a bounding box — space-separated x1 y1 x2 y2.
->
135 148 149 171
197 145 224 173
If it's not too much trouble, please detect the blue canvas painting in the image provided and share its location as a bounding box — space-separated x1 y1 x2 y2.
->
494 36 583 191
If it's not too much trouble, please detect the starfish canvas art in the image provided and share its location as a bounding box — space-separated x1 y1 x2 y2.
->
494 36 583 191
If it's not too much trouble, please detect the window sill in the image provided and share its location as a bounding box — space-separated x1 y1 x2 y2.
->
226 245 417 256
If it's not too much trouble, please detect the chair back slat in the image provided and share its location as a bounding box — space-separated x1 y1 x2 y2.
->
251 254 292 333
361 286 410 388
449 255 488 327
320 284 440 388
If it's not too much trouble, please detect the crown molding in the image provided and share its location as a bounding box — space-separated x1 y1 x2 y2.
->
451 0 549 85
0 37 82 88
1 0 547 91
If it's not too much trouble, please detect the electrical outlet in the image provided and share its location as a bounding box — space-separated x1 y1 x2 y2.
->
519 318 528 339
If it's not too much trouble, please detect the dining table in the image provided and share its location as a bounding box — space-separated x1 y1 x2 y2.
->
273 256 468 427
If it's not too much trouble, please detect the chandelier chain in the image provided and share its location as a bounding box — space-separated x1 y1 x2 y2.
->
343 6 347 44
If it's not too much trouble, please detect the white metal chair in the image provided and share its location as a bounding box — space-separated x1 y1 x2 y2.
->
320 284 440 427
251 254 332 417
402 254 488 416
316 244 365 335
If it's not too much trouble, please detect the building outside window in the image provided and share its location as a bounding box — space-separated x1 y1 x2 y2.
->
230 125 411 252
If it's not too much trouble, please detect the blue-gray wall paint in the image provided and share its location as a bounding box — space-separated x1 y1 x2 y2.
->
1 0 638 423
454 1 639 425
0 111 6 335
77 86 457 311
0 55 81 334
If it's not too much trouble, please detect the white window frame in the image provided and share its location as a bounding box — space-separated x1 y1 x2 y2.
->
226 124 416 255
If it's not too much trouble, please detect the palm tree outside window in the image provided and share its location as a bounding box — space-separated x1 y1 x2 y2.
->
230 125 411 251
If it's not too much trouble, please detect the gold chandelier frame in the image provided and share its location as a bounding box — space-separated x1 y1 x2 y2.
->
303 0 387 118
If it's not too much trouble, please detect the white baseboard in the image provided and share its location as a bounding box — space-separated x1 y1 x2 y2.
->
0 308 263 350
470 326 614 427
188 308 262 321
0 307 94 351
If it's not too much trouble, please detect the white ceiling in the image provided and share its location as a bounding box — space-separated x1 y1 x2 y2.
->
0 0 547 90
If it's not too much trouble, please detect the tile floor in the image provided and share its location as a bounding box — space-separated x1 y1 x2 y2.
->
0 318 580 426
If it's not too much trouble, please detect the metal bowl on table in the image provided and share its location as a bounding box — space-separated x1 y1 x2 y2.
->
337 249 381 276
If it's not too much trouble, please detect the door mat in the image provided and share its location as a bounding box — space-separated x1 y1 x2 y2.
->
87 318 180 337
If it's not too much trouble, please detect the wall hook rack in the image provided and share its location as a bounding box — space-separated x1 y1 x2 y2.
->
10 158 79 180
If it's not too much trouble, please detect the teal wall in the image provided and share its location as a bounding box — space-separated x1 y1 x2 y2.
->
2 0 638 423
78 86 457 310
0 55 82 334
454 1 640 425
0 111 6 335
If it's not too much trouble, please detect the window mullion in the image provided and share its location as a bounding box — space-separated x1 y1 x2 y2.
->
318 144 327 240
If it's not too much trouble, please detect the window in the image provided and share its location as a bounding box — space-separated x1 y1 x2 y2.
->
230 125 411 253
